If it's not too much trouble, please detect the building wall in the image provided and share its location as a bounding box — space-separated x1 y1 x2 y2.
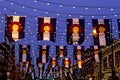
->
101 41 120 80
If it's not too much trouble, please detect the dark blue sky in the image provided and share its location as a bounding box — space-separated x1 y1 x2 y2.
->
0 0 120 76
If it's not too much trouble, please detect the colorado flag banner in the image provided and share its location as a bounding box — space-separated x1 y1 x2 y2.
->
67 18 85 45
37 17 56 42
6 15 25 43
92 19 110 46
19 44 30 63
38 45 49 64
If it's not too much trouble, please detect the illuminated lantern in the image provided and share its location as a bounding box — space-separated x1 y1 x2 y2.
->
38 17 56 42
67 18 85 45
92 27 98 37
6 15 25 43
92 19 110 46
51 58 57 68
77 60 82 68
64 58 70 68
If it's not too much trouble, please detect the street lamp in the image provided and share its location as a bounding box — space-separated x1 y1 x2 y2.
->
64 58 70 68
77 60 82 69
92 27 98 37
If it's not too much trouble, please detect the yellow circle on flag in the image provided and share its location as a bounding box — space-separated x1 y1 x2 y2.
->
12 24 19 31
22 49 27 54
73 26 79 33
99 26 105 33
42 50 46 55
44 26 50 32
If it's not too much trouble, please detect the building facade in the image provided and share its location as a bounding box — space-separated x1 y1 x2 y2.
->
101 40 120 80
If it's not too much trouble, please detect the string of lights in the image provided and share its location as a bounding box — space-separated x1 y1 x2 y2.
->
37 0 120 9
3 0 120 17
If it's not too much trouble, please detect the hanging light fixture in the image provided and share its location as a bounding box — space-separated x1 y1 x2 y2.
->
92 27 98 37
64 58 70 68
77 60 82 68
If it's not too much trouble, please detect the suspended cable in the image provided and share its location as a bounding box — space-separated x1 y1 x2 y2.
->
4 0 120 16
38 0 120 9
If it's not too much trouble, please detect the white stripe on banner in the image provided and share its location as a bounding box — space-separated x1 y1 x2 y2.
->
22 53 27 62
42 53 46 63
13 16 19 22
12 16 20 41
77 46 82 60
22 44 27 48
98 19 106 46
59 46 64 57
98 19 104 24
77 46 81 50
42 45 46 63
44 17 50 23
94 45 98 49
43 17 50 41
59 46 63 49
72 18 79 44
42 45 46 49
73 18 79 24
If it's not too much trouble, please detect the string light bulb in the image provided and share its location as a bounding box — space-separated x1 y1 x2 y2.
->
85 7 88 10
47 2 50 5
110 8 114 11
98 8 101 10
73 6 75 9
57 13 60 16
59 4 63 7
45 11 48 14
114 14 117 17
22 6 25 8
10 2 14 5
